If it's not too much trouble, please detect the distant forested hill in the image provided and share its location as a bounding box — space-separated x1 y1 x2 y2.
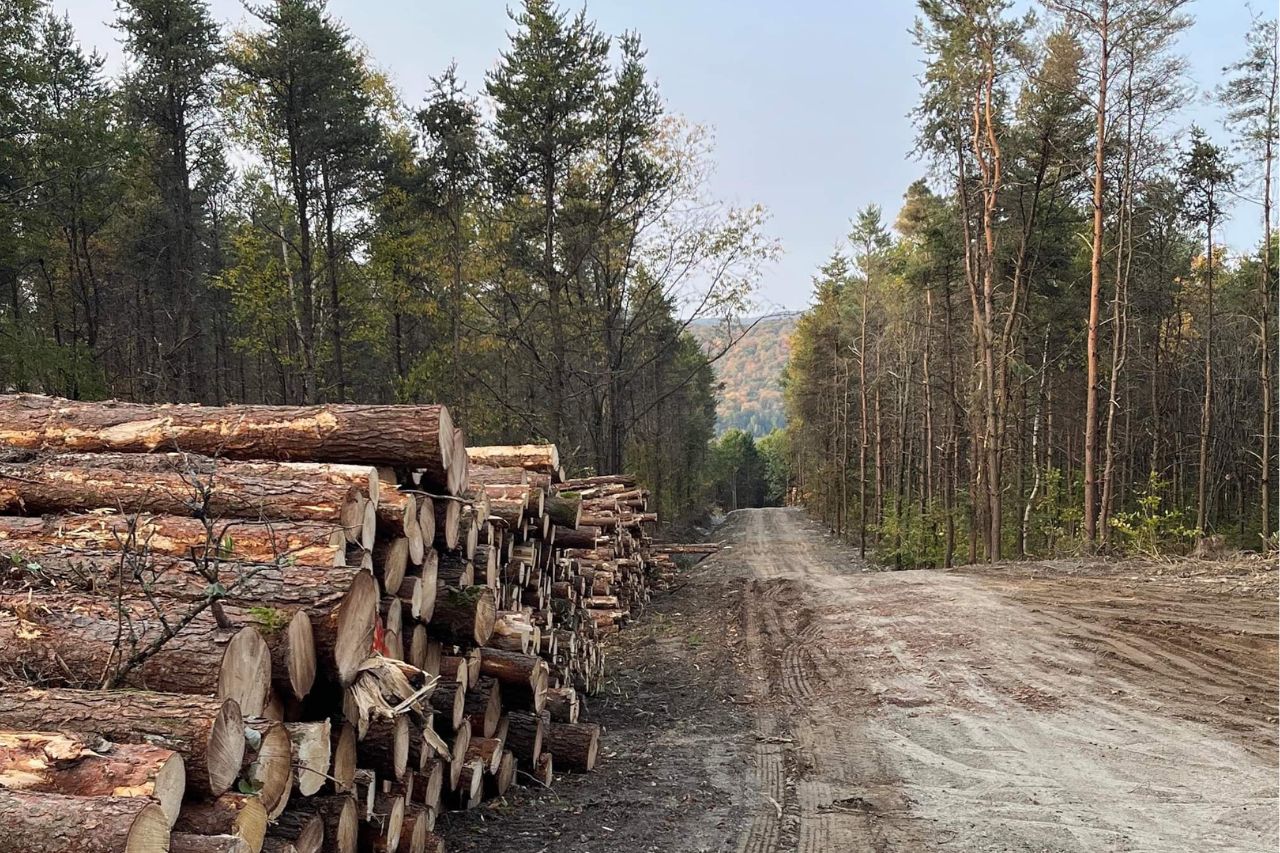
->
691 314 797 437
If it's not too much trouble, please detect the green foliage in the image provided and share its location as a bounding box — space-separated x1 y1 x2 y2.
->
1108 473 1197 556
756 429 790 505
248 605 289 635
873 499 949 569
708 428 766 511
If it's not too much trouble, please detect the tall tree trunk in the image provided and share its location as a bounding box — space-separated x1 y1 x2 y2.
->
1084 0 1111 547
1197 214 1215 534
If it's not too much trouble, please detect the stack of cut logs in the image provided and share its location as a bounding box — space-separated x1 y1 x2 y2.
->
0 395 661 853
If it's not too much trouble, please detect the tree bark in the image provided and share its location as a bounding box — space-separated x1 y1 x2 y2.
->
0 790 171 853
0 730 185 826
0 688 244 797
0 395 455 471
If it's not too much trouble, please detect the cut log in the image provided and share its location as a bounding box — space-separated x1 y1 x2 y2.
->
0 730 185 826
266 811 323 853
169 835 252 853
240 719 293 820
280 796 357 853
416 759 444 811
373 538 410 596
416 552 437 624
173 794 268 853
0 592 273 708
428 680 465 732
284 720 332 796
399 805 430 853
544 493 581 529
464 677 501 738
543 721 600 772
546 686 580 724
0 514 351 567
462 737 504 775
362 793 404 853
414 497 435 557
465 466 527 487
330 722 357 794
0 395 454 471
0 790 170 853
651 543 721 555
361 714 410 781
465 445 559 475
427 586 495 647
0 688 243 797
485 749 516 798
431 500 460 552
0 455 371 538
452 759 484 810
449 428 469 497
503 711 543 766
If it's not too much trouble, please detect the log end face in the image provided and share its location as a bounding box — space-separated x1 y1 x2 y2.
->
209 699 247 796
125 801 171 853
286 611 317 702
219 627 272 718
155 752 187 827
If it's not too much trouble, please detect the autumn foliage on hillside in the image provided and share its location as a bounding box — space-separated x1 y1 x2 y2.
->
692 314 797 437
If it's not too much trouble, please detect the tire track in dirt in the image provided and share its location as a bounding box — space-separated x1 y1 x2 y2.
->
717 507 1277 852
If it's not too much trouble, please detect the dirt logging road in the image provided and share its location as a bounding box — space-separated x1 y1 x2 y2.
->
444 506 1276 852
724 507 1277 852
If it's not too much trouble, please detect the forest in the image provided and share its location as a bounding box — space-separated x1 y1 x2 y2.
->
783 0 1278 565
0 0 776 526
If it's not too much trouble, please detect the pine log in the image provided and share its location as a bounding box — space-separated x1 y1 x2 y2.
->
503 711 543 766
0 790 170 853
240 719 293 820
373 538 409 596
169 835 253 853
465 466 527 487
544 493 581 529
485 749 516 798
0 395 454 471
463 737 504 775
449 428 469 497
0 593 282 713
0 456 372 540
651 543 720 555
265 811 322 853
416 760 444 812
0 688 243 797
465 445 559 475
173 794 268 853
398 805 430 853
0 514 351 567
427 586 495 647
543 721 600 772
444 724 470 791
553 525 602 549
0 730 185 826
280 795 357 853
361 714 410 781
452 759 484 810
417 552 437 623
556 474 636 491
464 677 501 739
431 500 459 552
428 680 465 732
478 648 548 712
330 722 357 794
362 793 405 853
546 686 580 724
285 720 332 796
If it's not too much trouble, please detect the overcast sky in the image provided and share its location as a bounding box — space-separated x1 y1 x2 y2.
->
55 0 1268 311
